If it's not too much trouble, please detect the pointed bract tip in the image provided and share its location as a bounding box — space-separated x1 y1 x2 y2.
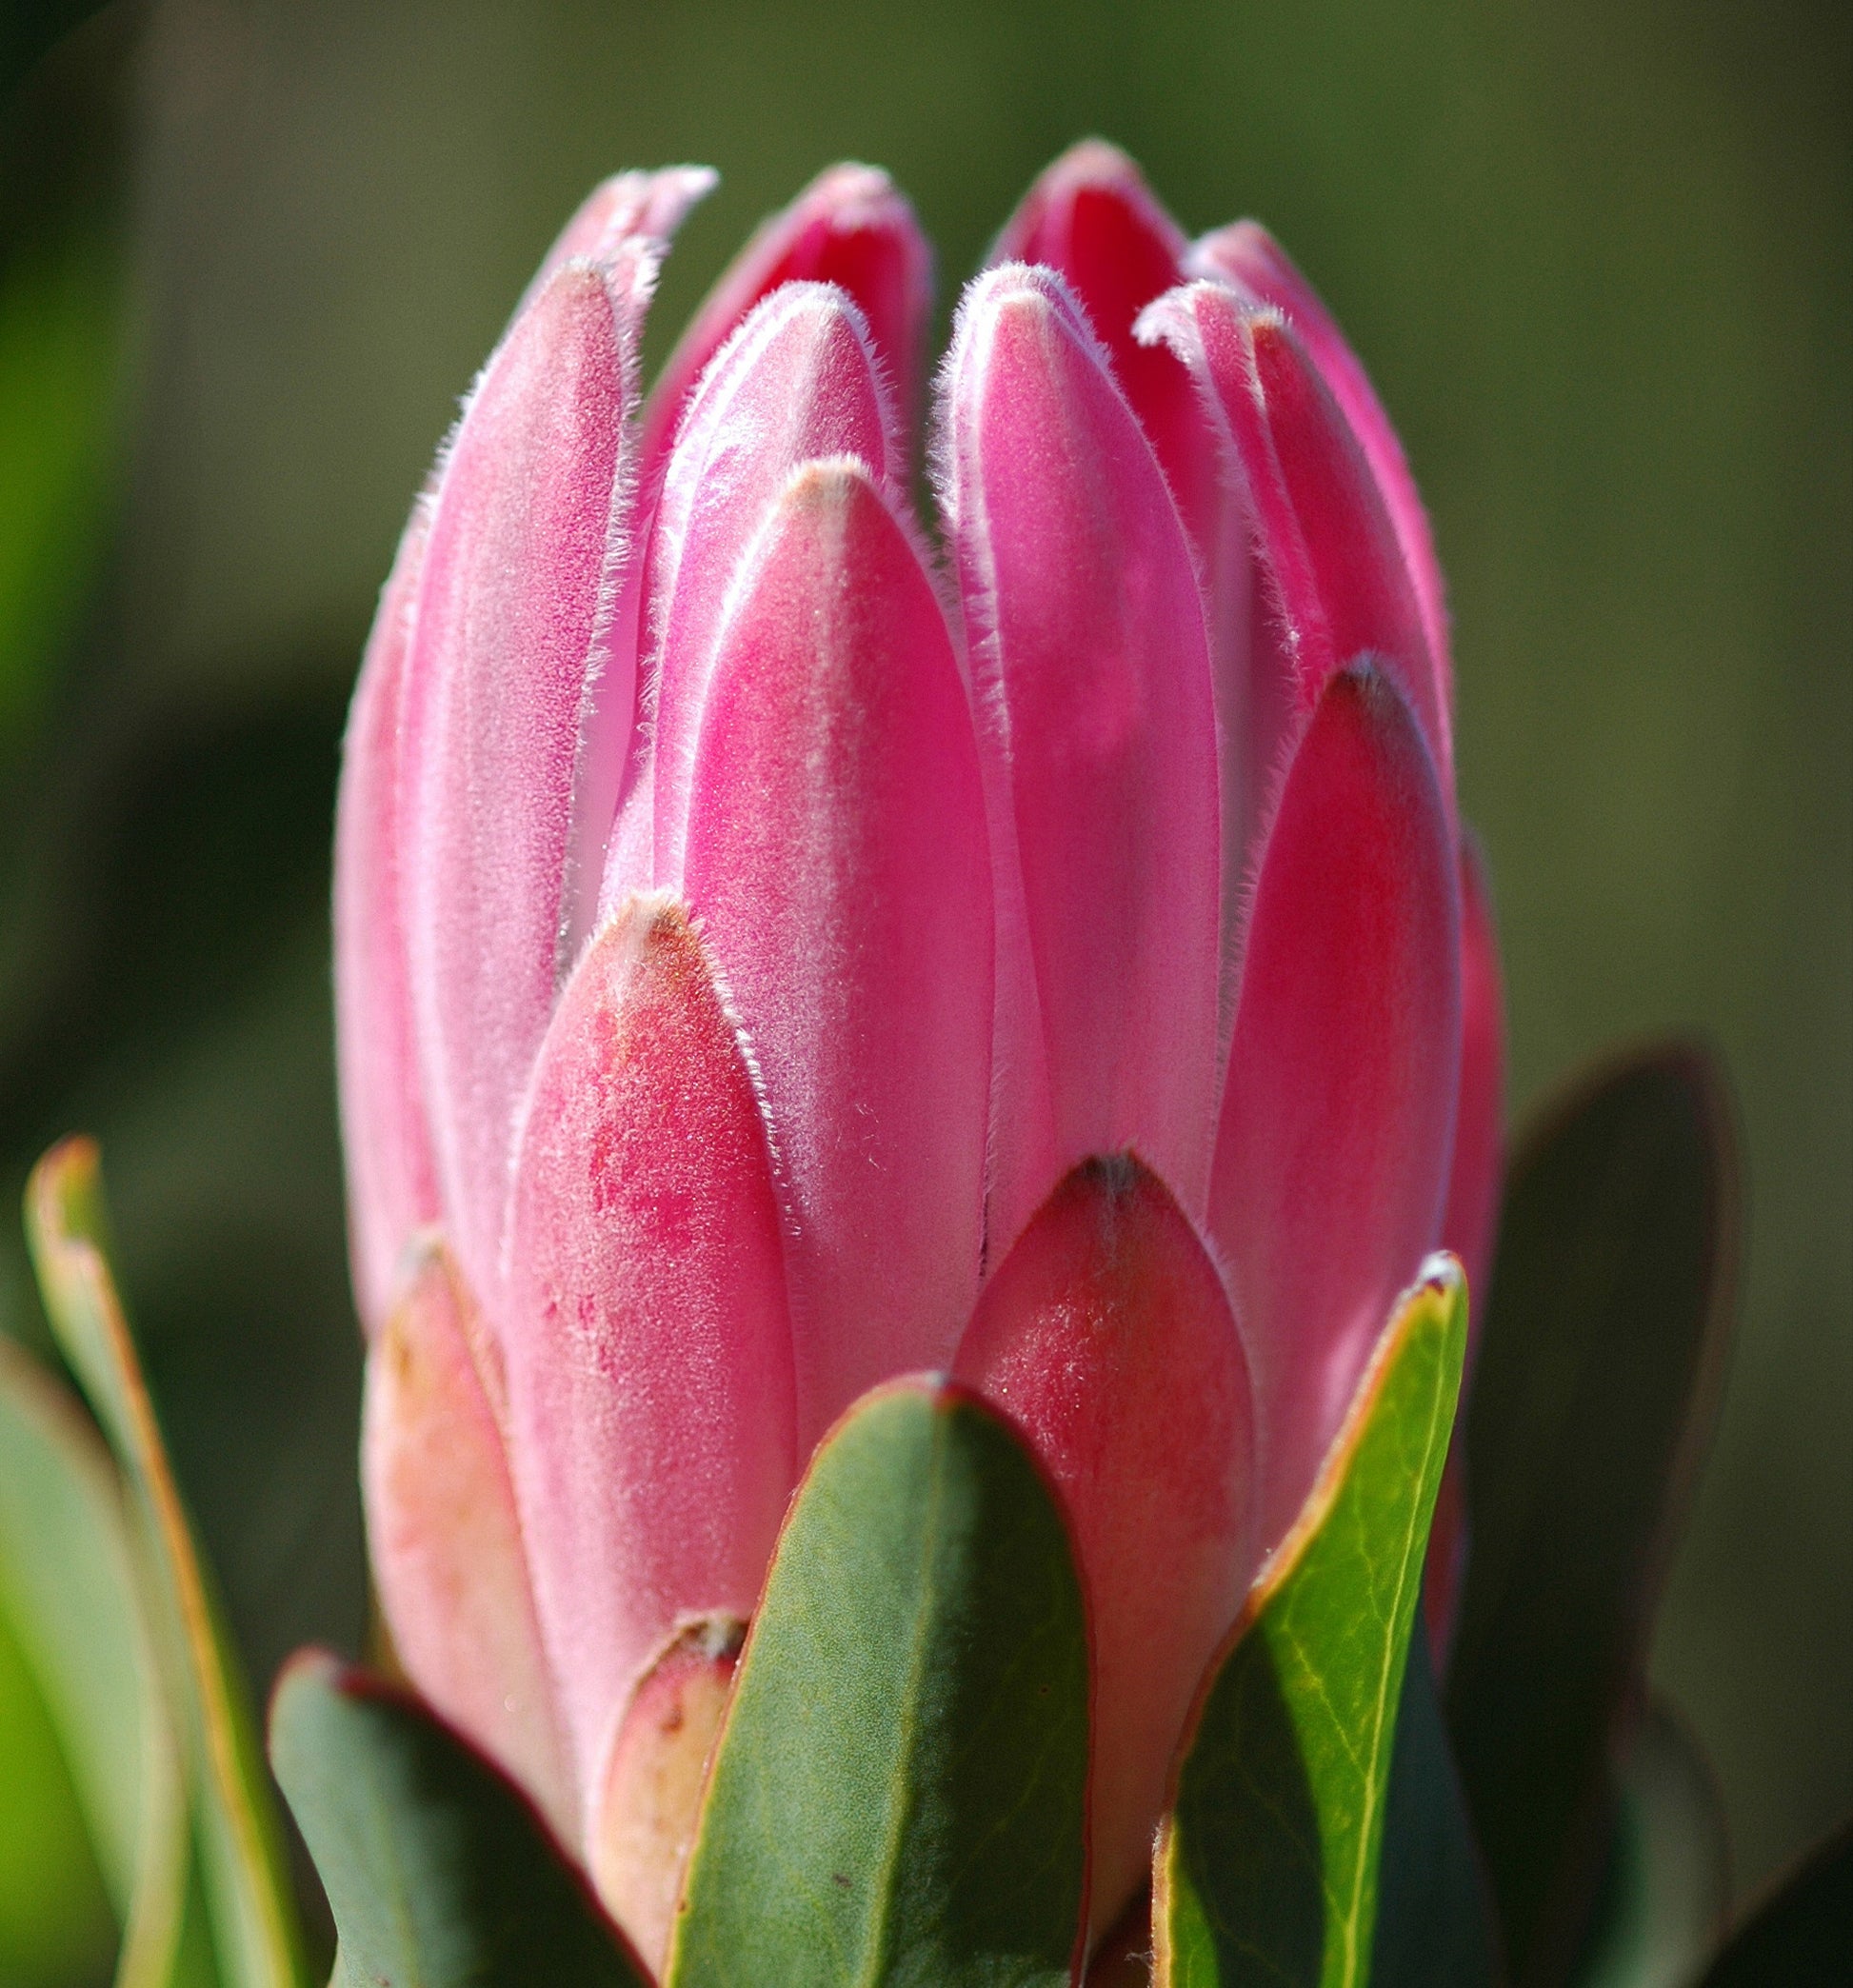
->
676 275 895 453
1186 217 1285 292
1243 304 1300 359
521 165 717 317
640 157 933 481
1016 137 1157 218
949 259 1109 370
963 257 1076 312
1042 135 1146 184
763 160 931 294
593 886 707 977
790 160 910 225
1131 280 1204 353
954 1146 1252 1934
1131 272 1273 343
763 450 887 523
563 889 719 1039
999 138 1186 254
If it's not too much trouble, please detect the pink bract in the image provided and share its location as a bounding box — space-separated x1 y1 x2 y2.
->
336 142 1503 1955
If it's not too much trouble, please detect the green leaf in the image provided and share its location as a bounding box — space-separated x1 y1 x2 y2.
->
1446 1047 1736 1984
1699 1819 1851 1986
1372 1626 1503 1988
668 1380 1091 1988
1572 1701 1727 1988
0 1332 189 1987
0 1587 114 1986
269 1650 649 1988
25 1138 305 1988
1153 1261 1468 1988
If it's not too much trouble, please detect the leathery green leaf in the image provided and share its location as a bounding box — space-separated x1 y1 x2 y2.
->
1153 1260 1467 1988
0 1333 189 1988
269 1651 649 1988
25 1138 304 1988
0 1587 114 1986
668 1379 1090 1988
1446 1047 1735 1984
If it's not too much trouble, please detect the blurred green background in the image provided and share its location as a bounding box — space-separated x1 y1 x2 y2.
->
0 0 1845 1976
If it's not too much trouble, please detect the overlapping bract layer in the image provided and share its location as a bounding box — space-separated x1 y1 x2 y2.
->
335 144 1502 1958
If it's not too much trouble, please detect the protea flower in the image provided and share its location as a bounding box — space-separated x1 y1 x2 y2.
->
335 140 1504 1966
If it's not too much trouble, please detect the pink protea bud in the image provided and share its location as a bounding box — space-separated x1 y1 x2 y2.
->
954 1155 1254 1936
939 262 1222 1259
990 142 1217 568
335 148 1504 1955
334 505 438 1334
640 161 933 485
361 1238 571 1834
682 457 993 1441
638 281 901 899
1190 218 1453 708
1206 662 1462 1551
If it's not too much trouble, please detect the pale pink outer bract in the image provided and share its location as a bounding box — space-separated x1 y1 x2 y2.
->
334 144 1504 1960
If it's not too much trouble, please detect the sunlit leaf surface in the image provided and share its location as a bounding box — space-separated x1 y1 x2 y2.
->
1155 1262 1467 1988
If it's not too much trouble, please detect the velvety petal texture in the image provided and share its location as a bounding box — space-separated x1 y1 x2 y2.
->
361 1242 571 1836
1139 280 1448 793
941 263 1222 1259
336 149 1495 1956
991 142 1217 567
684 460 992 1445
503 898 796 1820
589 1618 743 1973
333 507 440 1334
400 259 642 1309
1209 664 1461 1554
955 1157 1255 1938
996 149 1256 1057
628 281 900 901
640 162 932 485
521 166 719 321
1191 219 1452 725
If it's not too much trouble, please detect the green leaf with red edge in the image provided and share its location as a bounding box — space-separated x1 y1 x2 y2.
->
269 1651 650 1988
1152 1261 1468 1988
25 1137 304 1988
668 1379 1091 1988
1445 1046 1737 1986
